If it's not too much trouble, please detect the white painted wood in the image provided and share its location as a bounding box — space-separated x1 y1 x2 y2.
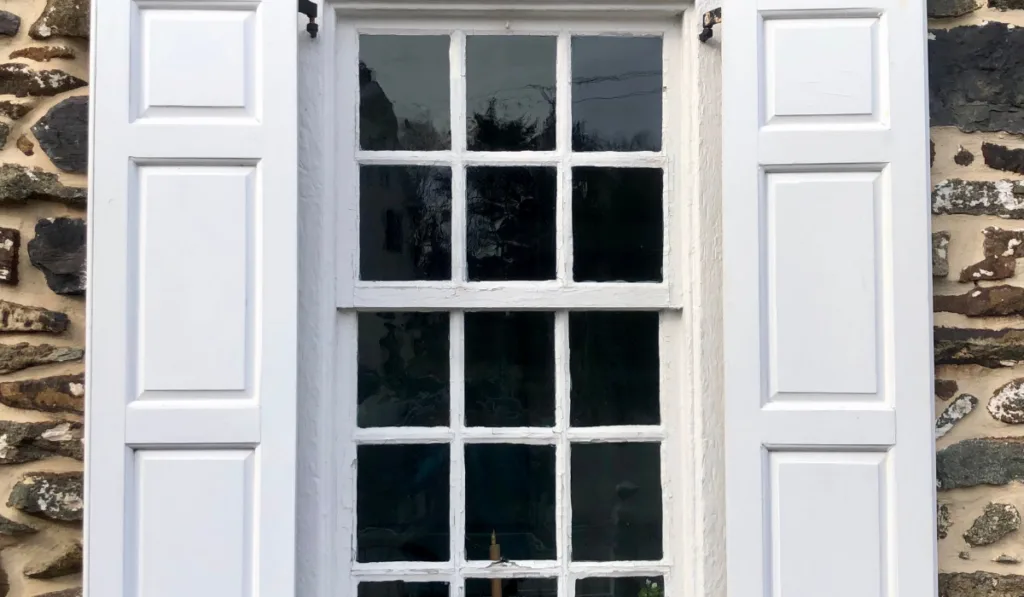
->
134 451 255 597
723 0 934 596
88 1 297 597
349 281 674 309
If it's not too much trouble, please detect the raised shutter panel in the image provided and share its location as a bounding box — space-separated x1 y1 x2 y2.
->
86 0 297 596
722 0 935 595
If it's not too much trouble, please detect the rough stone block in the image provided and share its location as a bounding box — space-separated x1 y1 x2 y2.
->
937 438 1024 489
934 179 1024 218
24 541 81 578
0 419 82 463
0 226 17 285
985 227 1024 258
32 96 86 173
28 217 85 295
9 45 74 62
929 0 979 17
0 63 84 98
0 343 82 375
990 378 1024 424
940 571 1024 596
0 164 85 208
934 231 950 277
965 503 1021 546
0 373 84 414
983 142 1024 174
935 326 1024 367
935 285 1024 317
936 393 977 438
0 299 68 333
939 503 952 539
30 0 89 39
960 255 1016 282
937 379 959 400
7 471 82 521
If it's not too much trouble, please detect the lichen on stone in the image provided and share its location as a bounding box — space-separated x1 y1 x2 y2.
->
964 503 1021 546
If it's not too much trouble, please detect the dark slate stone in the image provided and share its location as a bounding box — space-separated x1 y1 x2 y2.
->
9 45 75 62
939 503 952 539
7 471 82 521
0 514 34 536
28 217 85 295
965 503 1021 546
0 372 84 414
929 0 979 17
934 231 950 278
0 11 20 37
955 146 976 166
960 255 1016 282
24 541 81 578
32 96 85 173
0 299 69 333
985 227 1024 258
0 164 85 208
930 23 1024 134
0 419 82 463
933 179 1024 218
0 122 11 151
991 0 1024 9
30 0 89 39
937 438 1024 489
935 285 1024 317
0 63 84 98
936 393 978 438
937 379 959 400
935 326 1024 367
0 226 17 285
0 343 82 375
983 142 1024 174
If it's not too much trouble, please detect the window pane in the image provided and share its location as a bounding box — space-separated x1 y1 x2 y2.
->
572 167 663 283
465 312 555 427
468 167 556 281
357 444 450 562
571 443 662 561
361 165 452 281
466 444 556 560
467 36 557 151
576 577 664 597
572 36 662 152
359 582 450 597
360 35 451 150
570 312 659 427
466 578 557 597
358 312 450 427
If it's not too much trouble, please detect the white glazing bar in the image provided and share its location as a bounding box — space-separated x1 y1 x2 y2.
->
349 282 676 310
554 310 572 597
353 150 666 168
337 313 359 597
556 31 573 283
353 425 665 444
450 31 468 282
351 560 670 579
450 310 466 596
353 427 454 443
658 311 679 597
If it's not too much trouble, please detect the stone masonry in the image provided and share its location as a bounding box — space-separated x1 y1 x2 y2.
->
0 0 87 595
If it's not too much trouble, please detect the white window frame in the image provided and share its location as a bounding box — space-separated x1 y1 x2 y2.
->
295 3 725 597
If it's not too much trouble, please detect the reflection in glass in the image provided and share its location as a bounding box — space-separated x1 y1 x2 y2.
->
359 582 450 597
358 312 449 427
467 167 556 281
465 312 555 427
360 35 451 150
360 166 452 281
570 312 659 427
466 578 557 597
357 444 450 562
572 36 663 152
467 36 557 151
576 577 664 597
572 168 663 282
465 444 556 560
571 443 662 561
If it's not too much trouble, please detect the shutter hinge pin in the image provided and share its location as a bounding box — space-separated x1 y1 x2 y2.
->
699 7 721 42
298 0 318 38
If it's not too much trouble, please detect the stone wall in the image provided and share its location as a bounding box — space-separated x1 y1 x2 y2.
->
927 0 1024 594
0 0 88 596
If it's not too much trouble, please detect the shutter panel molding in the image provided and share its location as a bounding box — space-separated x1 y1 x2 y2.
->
86 0 298 595
722 0 935 595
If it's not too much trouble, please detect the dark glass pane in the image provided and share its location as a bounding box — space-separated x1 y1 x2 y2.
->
467 36 556 151
361 166 452 281
572 37 662 152
359 582 450 597
569 312 659 427
360 35 451 150
576 577 664 597
466 444 556 560
465 312 555 427
468 167 556 281
573 168 662 283
466 578 557 597
358 312 449 427
357 444 450 562
571 443 662 561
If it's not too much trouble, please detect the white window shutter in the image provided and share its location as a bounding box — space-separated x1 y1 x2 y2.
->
722 0 935 594
86 0 297 595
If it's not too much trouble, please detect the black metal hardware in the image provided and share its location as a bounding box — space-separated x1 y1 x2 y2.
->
699 7 721 42
298 0 318 38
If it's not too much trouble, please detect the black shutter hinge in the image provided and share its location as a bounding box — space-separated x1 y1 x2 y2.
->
298 0 318 38
699 7 721 42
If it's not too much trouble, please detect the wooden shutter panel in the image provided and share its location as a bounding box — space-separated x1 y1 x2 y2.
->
87 0 297 596
722 0 935 595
